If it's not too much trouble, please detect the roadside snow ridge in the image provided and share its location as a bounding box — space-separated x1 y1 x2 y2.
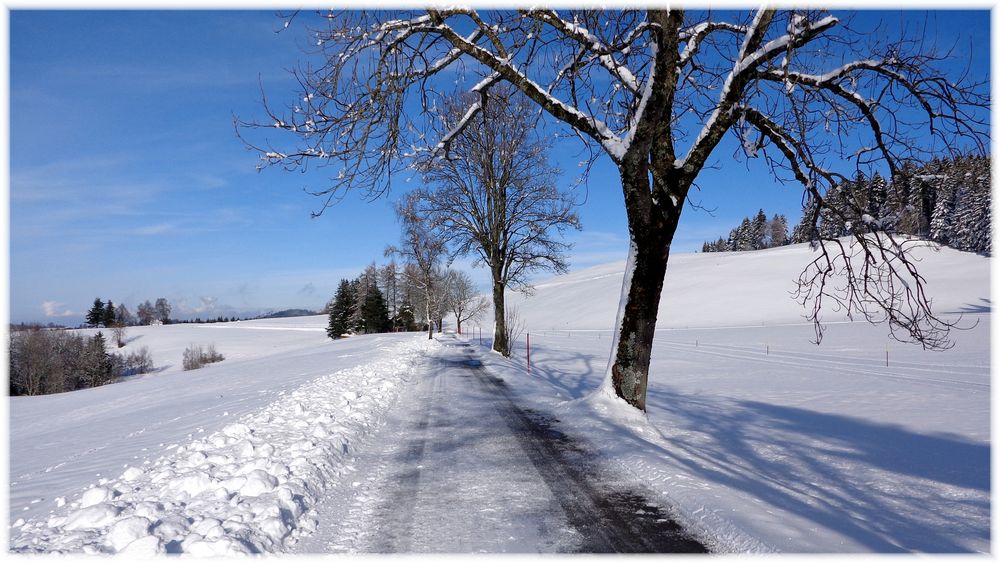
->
10 337 436 555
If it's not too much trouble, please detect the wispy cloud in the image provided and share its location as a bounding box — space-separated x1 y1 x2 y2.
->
41 301 78 318
132 223 177 236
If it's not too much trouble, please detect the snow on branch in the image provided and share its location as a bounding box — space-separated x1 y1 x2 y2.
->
524 9 641 93
427 9 628 161
432 72 502 159
679 11 838 171
678 21 748 67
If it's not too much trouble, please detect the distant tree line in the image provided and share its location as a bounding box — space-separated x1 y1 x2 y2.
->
325 261 487 340
702 209 790 252
9 330 154 396
85 297 172 328
703 156 991 256
173 316 244 325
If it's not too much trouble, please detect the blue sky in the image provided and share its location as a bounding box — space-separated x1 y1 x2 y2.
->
8 9 990 324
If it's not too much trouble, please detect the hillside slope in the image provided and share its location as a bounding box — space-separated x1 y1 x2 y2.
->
505 240 989 331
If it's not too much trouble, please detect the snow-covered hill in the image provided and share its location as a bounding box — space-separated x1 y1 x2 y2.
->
504 239 990 331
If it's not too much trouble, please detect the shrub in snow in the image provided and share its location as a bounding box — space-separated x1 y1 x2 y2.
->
123 346 154 376
182 344 225 371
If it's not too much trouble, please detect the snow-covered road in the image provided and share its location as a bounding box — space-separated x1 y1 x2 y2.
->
293 335 707 553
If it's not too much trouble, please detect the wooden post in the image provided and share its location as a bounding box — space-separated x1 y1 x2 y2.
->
527 333 531 372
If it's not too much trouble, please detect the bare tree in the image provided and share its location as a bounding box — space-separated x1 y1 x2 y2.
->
386 194 449 340
115 303 135 327
154 298 171 324
379 260 401 328
445 270 490 336
111 321 128 349
241 9 987 411
137 300 156 326
410 88 581 355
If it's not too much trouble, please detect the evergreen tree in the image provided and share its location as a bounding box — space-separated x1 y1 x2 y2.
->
948 156 991 254
81 332 114 388
103 300 116 328
86 298 104 328
817 182 849 238
790 197 820 244
326 279 356 339
394 301 417 331
867 172 888 225
361 285 391 334
348 278 365 332
929 178 958 245
749 209 768 250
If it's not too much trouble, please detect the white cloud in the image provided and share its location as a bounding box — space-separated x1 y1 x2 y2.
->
133 223 177 236
41 301 77 318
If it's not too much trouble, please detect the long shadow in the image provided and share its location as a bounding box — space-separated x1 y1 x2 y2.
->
948 297 992 314
625 386 989 552
472 334 989 552
474 337 603 399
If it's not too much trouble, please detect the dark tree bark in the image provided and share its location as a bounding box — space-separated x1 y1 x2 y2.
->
491 275 508 357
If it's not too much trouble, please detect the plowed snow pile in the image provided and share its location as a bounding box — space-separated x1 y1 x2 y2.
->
10 329 436 554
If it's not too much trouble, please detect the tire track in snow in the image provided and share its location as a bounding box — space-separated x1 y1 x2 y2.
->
460 342 708 553
294 336 708 554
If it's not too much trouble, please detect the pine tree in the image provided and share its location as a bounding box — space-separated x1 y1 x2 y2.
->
929 177 957 245
103 300 116 328
749 209 768 250
327 279 356 339
818 182 848 238
395 301 417 331
867 172 888 226
949 155 991 254
361 285 391 334
86 298 104 328
81 332 114 388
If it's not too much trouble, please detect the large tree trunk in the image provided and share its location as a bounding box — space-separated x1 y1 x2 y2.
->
424 286 433 340
601 169 681 411
491 277 508 355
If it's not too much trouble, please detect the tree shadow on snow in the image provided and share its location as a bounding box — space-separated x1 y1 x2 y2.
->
627 386 990 553
947 297 991 314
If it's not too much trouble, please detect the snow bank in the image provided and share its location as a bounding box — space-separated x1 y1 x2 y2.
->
10 336 437 554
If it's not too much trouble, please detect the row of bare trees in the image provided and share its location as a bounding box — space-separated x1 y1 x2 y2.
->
241 9 987 411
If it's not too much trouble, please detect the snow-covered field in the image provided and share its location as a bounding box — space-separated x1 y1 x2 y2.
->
6 239 991 553
9 319 436 553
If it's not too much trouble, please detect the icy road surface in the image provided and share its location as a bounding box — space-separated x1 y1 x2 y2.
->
292 335 707 553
